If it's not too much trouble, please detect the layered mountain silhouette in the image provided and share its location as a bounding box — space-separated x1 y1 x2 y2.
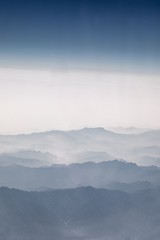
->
0 128 160 166
0 128 160 239
0 160 159 191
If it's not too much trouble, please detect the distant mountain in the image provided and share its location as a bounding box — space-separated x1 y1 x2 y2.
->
0 160 159 191
138 156 160 167
0 156 47 168
108 127 151 134
0 128 160 166
0 186 160 240
0 150 57 167
5 150 55 162
106 181 153 192
69 150 113 163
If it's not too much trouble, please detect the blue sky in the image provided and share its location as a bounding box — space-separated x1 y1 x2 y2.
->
0 0 160 72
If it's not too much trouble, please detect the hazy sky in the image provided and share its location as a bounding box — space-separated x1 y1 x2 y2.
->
0 0 160 134
0 68 160 134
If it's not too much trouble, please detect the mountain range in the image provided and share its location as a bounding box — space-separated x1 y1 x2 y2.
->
0 160 159 191
0 127 160 167
0 128 160 239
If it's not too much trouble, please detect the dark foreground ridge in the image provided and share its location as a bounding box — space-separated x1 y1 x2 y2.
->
0 186 160 240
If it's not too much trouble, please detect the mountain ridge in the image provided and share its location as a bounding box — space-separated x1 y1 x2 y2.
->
0 186 160 239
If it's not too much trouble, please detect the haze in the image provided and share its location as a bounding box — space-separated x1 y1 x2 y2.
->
0 67 159 134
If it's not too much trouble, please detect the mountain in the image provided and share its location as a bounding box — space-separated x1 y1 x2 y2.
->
69 150 113 163
138 156 160 167
108 126 151 134
0 150 56 167
0 160 159 191
0 128 160 166
106 180 153 192
0 128 160 239
0 186 160 240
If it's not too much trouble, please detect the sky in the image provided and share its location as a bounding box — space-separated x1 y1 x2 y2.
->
0 0 160 134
